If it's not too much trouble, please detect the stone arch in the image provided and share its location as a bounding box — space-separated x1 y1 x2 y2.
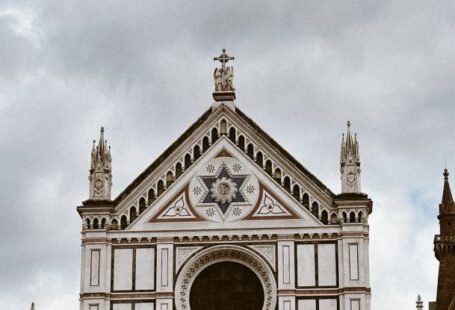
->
193 145 201 161
129 207 137 223
175 162 183 178
166 171 174 188
211 127 218 143
256 151 263 168
283 176 291 192
202 136 210 152
238 135 245 151
349 211 356 223
139 197 146 214
184 153 192 170
229 127 236 143
93 218 99 229
220 119 227 135
85 218 91 229
148 188 155 206
101 217 107 229
111 218 118 230
321 210 328 224
157 180 165 196
358 210 364 223
292 184 300 201
175 245 277 310
120 215 128 230
302 193 309 209
311 202 319 218
274 168 282 183
330 213 338 224
265 160 272 175
247 144 254 159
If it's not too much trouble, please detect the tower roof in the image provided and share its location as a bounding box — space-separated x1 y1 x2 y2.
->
440 168 455 214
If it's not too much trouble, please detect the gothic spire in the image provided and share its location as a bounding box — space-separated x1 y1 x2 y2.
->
416 295 423 310
89 127 112 200
340 121 361 193
440 168 455 214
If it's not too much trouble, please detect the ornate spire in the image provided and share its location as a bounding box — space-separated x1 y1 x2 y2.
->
416 295 423 310
340 121 361 193
89 127 112 200
440 168 455 214
213 49 236 104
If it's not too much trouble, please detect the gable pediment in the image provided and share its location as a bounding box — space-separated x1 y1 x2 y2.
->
128 138 324 231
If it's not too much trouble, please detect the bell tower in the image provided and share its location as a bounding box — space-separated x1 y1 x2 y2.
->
340 121 361 193
434 168 455 310
88 127 112 200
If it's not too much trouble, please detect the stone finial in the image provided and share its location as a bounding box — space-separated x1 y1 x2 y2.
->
30 302 35 310
89 127 113 200
213 49 236 103
416 294 423 310
340 121 361 193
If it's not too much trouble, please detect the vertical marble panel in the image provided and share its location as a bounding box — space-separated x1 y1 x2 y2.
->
298 299 316 310
90 249 100 286
349 244 359 280
278 241 295 289
161 248 168 287
318 244 336 286
350 299 360 310
319 299 337 310
136 303 155 310
297 244 315 287
135 248 155 290
113 304 132 310
113 249 133 291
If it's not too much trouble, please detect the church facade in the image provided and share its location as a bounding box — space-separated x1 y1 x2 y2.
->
77 50 373 310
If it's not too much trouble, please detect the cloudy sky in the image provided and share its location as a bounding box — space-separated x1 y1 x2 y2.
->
1 1 454 309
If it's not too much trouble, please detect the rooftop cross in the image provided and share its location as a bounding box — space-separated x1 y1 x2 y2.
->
214 49 234 71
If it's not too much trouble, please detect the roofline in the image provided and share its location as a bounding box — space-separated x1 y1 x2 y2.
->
98 105 337 207
234 107 336 198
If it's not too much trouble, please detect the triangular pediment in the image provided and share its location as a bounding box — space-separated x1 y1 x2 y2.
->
128 138 324 231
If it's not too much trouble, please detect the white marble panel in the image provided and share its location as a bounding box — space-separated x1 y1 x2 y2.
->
135 248 155 290
90 250 100 286
350 299 360 310
113 304 132 310
319 299 337 310
113 249 133 290
349 244 359 280
318 244 336 286
136 303 155 310
298 299 316 310
297 244 315 287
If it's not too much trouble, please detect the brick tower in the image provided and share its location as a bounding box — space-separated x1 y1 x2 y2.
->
434 168 455 310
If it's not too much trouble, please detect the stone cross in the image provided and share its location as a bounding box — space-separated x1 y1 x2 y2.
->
214 49 234 71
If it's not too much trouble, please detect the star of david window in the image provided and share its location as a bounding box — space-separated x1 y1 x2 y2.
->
200 166 248 214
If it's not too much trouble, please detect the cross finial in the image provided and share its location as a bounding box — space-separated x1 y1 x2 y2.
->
214 49 234 71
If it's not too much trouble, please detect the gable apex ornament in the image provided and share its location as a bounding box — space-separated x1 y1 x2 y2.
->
213 49 236 108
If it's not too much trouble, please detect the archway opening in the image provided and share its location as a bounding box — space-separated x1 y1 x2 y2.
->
189 261 264 310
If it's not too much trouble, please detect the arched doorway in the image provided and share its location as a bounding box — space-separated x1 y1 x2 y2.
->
190 262 264 310
175 245 277 310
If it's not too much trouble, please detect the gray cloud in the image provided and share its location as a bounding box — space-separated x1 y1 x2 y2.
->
0 1 454 308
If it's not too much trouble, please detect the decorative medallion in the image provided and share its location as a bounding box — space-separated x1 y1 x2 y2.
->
189 152 260 222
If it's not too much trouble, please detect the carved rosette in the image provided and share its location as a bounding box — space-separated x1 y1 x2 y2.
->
175 245 277 310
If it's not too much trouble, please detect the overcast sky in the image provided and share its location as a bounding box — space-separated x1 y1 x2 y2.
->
1 1 454 309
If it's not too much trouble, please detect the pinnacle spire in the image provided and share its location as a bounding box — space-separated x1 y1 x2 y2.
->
340 121 361 193
89 126 112 200
440 168 455 214
416 295 423 310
